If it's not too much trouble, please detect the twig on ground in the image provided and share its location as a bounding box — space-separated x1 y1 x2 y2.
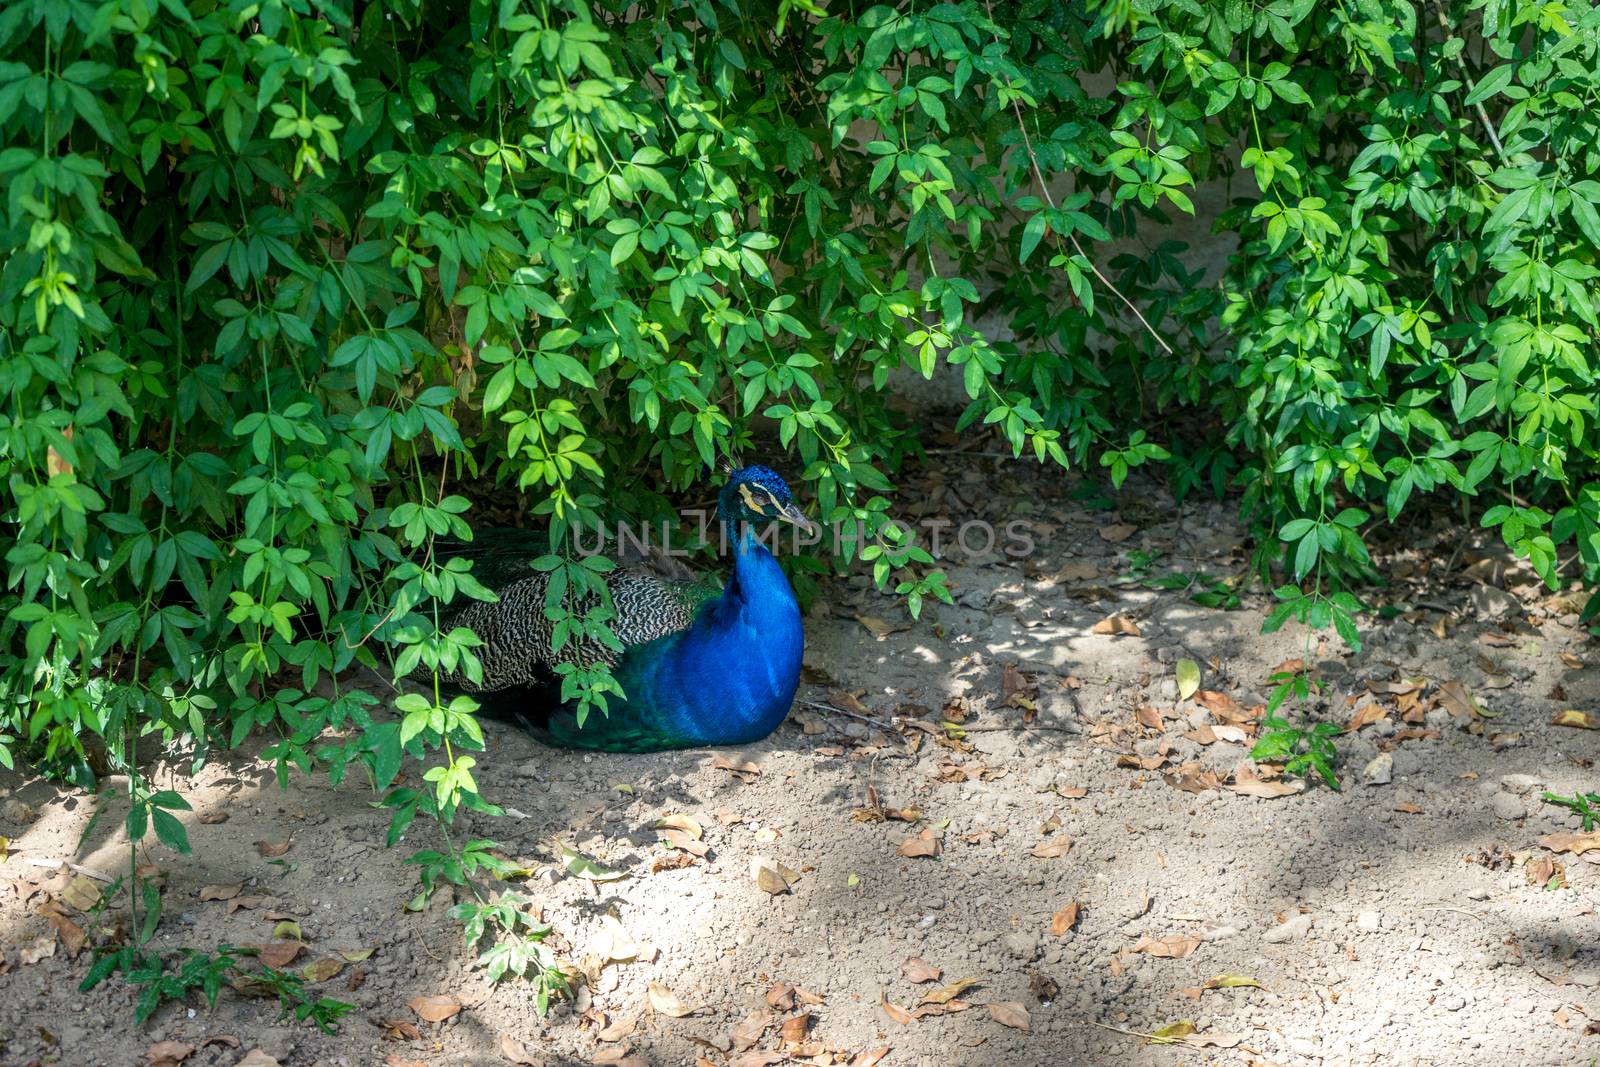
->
799 698 897 733
24 857 116 882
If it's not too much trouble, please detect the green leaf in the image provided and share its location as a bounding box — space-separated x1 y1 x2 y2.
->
1175 658 1201 701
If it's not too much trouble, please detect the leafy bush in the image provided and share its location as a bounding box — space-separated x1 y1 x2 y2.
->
2 0 1597 964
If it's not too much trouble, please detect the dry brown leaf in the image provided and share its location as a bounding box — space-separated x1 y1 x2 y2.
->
1182 1030 1243 1049
1030 836 1073 859
902 956 941 983
56 874 101 912
597 1015 637 1043
226 895 273 914
236 1053 282 1067
37 902 86 957
919 977 978 1005
146 1040 195 1067
198 883 242 902
1000 663 1034 708
498 1033 542 1066
254 839 292 858
593 1049 648 1067
897 828 942 858
779 1013 813 1046
376 1018 422 1041
648 981 694 1017
1091 615 1142 637
47 428 73 477
880 991 914 1026
1099 522 1138 543
651 851 696 873
18 931 54 967
1393 802 1424 815
849 1048 891 1067
730 1053 786 1067
591 915 642 964
248 941 304 969
1135 705 1164 731
711 754 762 776
857 615 898 639
1164 763 1222 794
985 1001 1030 1031
1347 703 1388 732
766 982 797 1011
728 1009 772 1051
1539 831 1600 855
1194 691 1256 725
1056 784 1088 798
1552 709 1600 730
653 813 703 840
658 827 708 858
1055 560 1101 582
1131 934 1201 959
911 999 973 1019
1527 855 1566 888
1227 765 1302 799
1050 902 1081 936
1437 680 1488 719
407 994 462 1024
1561 651 1585 669
302 958 344 983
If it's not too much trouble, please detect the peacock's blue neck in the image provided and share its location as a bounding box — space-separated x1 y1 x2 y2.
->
612 524 803 746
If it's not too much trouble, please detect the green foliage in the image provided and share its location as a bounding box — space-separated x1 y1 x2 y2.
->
3 0 1599 989
451 890 569 1009
80 943 355 1032
1125 549 1244 610
1542 789 1600 830
1251 668 1341 790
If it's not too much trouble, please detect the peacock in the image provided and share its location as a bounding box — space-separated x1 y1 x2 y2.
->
436 463 814 752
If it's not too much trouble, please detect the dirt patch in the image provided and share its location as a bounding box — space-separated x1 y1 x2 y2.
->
2 465 1597 1066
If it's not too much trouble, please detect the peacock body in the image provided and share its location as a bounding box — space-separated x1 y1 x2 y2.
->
438 465 812 752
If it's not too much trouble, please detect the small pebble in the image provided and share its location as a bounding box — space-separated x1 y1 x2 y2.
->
1490 793 1524 820
1264 914 1314 944
1363 753 1393 786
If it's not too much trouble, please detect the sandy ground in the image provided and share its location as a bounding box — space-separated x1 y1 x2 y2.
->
2 460 1599 1067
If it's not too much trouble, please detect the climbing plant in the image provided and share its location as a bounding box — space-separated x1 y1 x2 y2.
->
1 0 1598 968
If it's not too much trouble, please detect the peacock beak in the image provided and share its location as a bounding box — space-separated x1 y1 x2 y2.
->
775 501 816 535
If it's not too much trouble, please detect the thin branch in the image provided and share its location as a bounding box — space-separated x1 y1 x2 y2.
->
987 39 1175 356
1434 2 1507 162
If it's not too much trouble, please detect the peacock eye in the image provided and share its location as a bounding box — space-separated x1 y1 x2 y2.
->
737 483 772 513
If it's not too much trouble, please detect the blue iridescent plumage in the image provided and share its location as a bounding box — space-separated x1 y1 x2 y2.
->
443 465 811 752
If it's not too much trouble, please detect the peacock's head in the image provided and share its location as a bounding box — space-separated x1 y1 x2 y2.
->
718 462 816 535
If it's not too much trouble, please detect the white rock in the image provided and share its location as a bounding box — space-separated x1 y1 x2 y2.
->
1500 773 1542 794
1263 913 1314 943
1363 752 1394 786
1490 792 1525 820
1356 911 1381 932
1471 582 1521 619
